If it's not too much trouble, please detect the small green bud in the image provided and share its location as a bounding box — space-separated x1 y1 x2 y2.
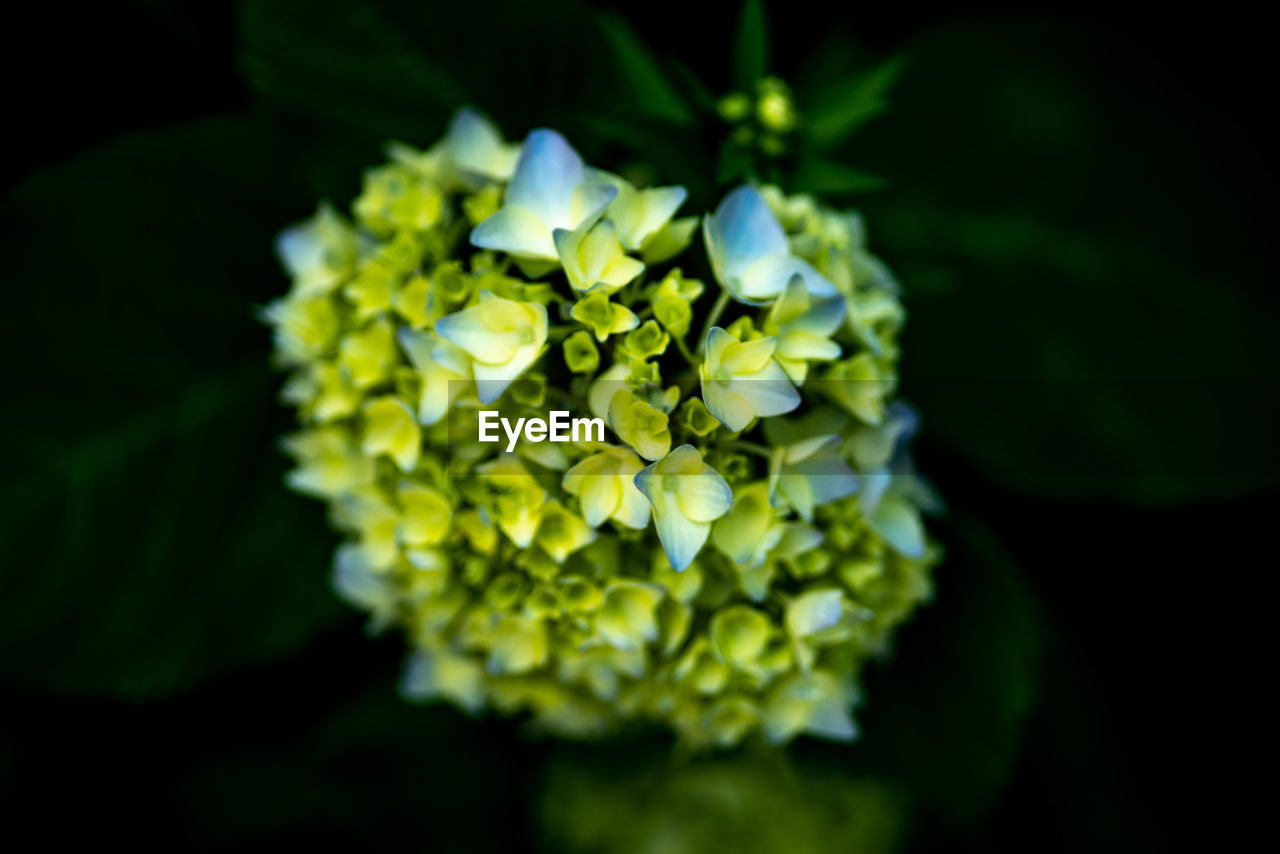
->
679 397 721 437
718 91 752 122
433 261 471 303
563 329 600 374
623 320 670 360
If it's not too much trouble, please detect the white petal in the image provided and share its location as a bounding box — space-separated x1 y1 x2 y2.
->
614 481 652 529
621 185 688 248
579 473 621 528
434 306 520 364
778 329 841 361
787 590 845 637
570 182 619 230
675 472 734 523
470 206 556 260
446 107 513 179
777 475 816 522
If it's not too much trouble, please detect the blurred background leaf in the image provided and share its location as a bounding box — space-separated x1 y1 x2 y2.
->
803 54 906 150
0 116 347 698
1 2 1273 851
838 19 1279 503
540 748 907 854
597 12 696 126
732 0 769 88
840 512 1041 829
239 0 466 138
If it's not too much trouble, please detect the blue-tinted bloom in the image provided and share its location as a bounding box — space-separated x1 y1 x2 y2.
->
700 326 800 431
703 186 836 304
634 445 734 571
768 434 859 523
764 274 846 384
851 403 928 558
470 129 616 262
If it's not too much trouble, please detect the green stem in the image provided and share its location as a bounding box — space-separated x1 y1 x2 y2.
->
674 366 699 397
673 333 698 367
697 290 731 354
547 324 577 342
724 440 773 459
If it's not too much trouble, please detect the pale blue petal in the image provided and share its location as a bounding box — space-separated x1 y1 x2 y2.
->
472 364 516 405
713 185 788 267
807 697 858 742
729 363 801 419
632 462 658 500
859 469 891 516
780 257 838 298
774 523 825 559
798 294 847 336
702 214 729 288
702 381 757 432
655 507 710 572
787 590 845 636
275 223 324 278
505 128 583 225
870 495 926 558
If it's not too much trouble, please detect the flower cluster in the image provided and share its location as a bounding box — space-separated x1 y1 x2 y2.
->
266 107 939 747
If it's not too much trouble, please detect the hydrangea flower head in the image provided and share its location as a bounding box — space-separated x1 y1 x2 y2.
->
265 106 939 748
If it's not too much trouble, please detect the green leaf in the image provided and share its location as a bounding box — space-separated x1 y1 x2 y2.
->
177 681 523 848
540 748 908 854
716 142 755 185
0 116 346 698
732 0 768 88
577 114 715 199
669 59 721 114
804 54 906 150
792 154 885 195
239 0 465 139
835 512 1041 829
238 0 629 145
597 12 694 126
851 20 1280 503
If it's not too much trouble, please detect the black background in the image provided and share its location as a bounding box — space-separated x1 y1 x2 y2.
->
1 1 1274 851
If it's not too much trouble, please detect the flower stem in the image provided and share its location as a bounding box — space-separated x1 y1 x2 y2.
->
697 290 731 354
724 440 773 459
673 333 698 367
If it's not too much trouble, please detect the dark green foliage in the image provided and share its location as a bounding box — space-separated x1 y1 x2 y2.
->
1 1 1272 850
